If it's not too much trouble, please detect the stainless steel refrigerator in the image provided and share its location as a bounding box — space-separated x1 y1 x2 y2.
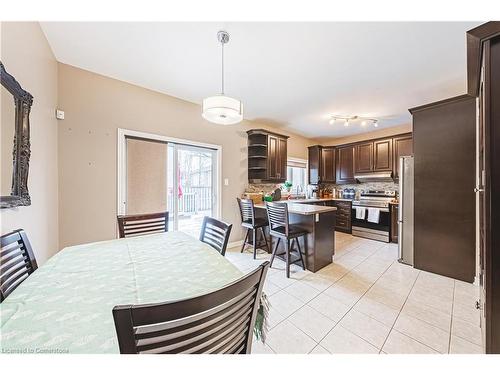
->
398 156 414 266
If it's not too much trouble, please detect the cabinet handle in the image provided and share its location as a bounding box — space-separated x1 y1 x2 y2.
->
474 187 484 193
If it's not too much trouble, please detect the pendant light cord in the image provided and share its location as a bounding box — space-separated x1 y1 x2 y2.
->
221 40 225 95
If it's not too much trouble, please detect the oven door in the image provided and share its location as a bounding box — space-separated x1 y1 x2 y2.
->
351 206 390 242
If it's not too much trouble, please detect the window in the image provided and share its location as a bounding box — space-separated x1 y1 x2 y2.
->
286 159 307 194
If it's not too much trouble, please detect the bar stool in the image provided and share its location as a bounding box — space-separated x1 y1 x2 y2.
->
237 198 270 259
265 201 307 278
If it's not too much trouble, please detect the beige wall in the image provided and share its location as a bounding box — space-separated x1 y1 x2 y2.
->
58 63 315 248
0 22 59 265
315 123 412 146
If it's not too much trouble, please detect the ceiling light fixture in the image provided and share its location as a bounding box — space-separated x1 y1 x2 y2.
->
329 115 380 128
202 30 243 125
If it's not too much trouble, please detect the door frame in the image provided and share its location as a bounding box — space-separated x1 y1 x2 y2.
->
117 128 222 222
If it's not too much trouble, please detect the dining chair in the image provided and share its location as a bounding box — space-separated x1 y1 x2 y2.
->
117 211 169 238
112 261 269 354
1 229 38 302
199 216 233 256
237 198 270 259
265 202 307 278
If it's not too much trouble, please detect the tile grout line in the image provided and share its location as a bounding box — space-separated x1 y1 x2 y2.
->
448 280 456 353
377 268 421 353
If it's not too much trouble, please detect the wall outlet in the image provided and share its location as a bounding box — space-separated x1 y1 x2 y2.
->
56 109 65 120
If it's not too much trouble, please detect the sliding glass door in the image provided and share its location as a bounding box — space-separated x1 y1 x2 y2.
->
125 136 218 238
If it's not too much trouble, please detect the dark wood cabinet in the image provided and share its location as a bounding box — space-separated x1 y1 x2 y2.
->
355 142 373 173
410 95 476 284
247 129 289 183
390 203 399 243
393 134 413 180
334 200 352 233
307 145 335 184
321 147 336 183
336 145 356 184
373 138 393 172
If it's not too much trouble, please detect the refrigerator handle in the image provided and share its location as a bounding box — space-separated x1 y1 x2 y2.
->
398 157 404 223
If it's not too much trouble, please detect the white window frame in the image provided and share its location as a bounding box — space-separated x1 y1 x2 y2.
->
286 157 308 189
117 128 222 223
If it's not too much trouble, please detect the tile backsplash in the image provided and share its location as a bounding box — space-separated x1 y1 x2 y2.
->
323 182 399 194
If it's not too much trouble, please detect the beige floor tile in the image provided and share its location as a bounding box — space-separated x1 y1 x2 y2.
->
309 344 330 354
299 273 334 292
288 305 336 342
316 263 349 281
268 290 304 318
449 335 483 354
393 313 450 353
251 339 275 354
284 281 322 303
454 287 479 307
339 310 391 349
263 279 281 297
452 301 480 326
451 317 482 346
266 320 317 354
401 300 452 332
364 284 407 310
353 297 400 327
307 293 351 322
268 271 298 289
335 253 367 270
323 282 367 307
382 330 439 354
407 288 453 315
267 306 286 329
319 326 379 354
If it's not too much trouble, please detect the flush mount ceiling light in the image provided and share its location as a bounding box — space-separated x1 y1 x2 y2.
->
329 115 380 128
202 30 243 125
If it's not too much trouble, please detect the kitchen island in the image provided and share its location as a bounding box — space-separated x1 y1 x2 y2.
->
254 200 337 272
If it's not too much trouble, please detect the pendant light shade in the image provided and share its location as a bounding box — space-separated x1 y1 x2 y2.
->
202 95 243 125
202 30 243 125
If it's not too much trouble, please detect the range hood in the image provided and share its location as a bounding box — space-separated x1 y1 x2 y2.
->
355 172 393 183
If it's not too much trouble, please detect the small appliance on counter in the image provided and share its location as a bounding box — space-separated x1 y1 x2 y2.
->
341 188 356 200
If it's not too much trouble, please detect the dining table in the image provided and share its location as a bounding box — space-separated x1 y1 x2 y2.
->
0 231 245 354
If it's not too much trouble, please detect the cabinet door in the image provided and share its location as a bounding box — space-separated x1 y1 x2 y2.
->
336 146 356 184
267 135 278 179
321 147 336 183
308 146 321 185
355 142 373 173
374 138 393 172
393 135 413 180
278 137 287 181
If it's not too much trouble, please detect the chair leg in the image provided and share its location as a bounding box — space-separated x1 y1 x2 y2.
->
285 239 290 278
296 237 306 270
269 237 280 267
252 229 257 260
261 227 270 253
240 229 249 253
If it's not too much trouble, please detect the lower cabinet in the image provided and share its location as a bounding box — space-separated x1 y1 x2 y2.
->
334 200 352 233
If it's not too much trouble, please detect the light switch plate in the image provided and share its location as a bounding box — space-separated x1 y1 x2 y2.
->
56 109 65 120
224 178 229 186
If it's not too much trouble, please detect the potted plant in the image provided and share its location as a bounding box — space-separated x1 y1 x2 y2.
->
282 181 293 192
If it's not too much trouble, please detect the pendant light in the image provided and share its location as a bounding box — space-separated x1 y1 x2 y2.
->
202 30 243 125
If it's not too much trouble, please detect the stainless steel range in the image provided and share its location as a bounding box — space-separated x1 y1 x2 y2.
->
351 190 396 242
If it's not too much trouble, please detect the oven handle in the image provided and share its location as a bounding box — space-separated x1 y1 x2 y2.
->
352 206 390 213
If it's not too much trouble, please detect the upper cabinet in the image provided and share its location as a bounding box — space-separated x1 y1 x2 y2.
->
247 129 289 183
374 138 393 172
355 142 374 173
392 134 413 180
308 146 335 184
336 145 356 184
307 133 412 185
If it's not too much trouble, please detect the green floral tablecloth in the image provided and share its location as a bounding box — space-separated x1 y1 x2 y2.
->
0 231 243 354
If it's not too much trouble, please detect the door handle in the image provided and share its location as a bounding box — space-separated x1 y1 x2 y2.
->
474 187 484 193
476 301 481 310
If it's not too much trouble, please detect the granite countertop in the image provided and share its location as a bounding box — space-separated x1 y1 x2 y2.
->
254 201 337 215
285 197 353 203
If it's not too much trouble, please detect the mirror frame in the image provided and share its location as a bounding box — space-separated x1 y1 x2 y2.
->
1 61 33 209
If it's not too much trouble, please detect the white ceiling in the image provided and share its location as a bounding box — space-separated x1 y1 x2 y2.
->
40 22 480 139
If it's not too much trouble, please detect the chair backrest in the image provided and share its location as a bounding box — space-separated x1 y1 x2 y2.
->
117 212 169 238
237 198 255 225
113 261 269 354
199 216 233 256
1 229 38 302
265 201 289 236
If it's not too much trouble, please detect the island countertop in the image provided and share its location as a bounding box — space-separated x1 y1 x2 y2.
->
254 201 337 215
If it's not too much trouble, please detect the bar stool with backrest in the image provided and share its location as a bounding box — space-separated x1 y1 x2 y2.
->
265 201 307 278
237 198 270 259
